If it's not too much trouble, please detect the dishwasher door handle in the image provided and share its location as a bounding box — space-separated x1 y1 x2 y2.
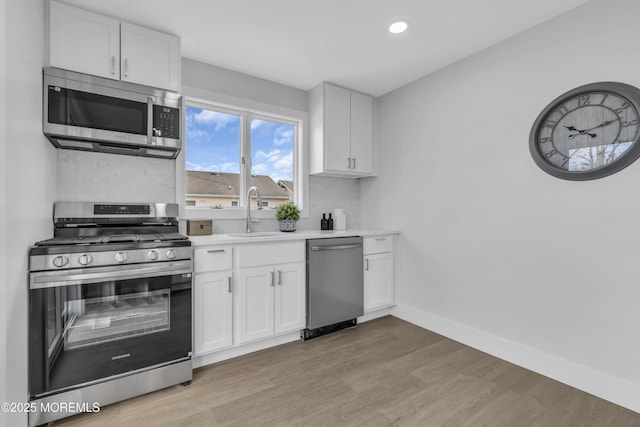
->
310 244 362 251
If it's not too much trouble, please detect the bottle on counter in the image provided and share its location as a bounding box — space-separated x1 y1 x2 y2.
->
333 208 346 230
321 213 328 230
328 213 334 230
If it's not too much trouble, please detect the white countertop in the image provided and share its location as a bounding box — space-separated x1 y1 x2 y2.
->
188 229 399 246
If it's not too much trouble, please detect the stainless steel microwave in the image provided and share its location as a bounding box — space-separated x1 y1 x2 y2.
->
43 67 182 159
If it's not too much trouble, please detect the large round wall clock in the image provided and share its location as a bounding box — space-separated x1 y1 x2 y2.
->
529 82 640 180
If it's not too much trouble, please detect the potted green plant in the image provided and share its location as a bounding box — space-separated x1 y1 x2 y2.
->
275 202 300 232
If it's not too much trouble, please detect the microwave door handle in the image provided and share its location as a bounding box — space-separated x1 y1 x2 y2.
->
147 97 154 143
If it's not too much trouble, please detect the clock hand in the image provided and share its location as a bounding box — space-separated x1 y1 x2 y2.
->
583 120 616 132
569 132 597 139
567 120 616 138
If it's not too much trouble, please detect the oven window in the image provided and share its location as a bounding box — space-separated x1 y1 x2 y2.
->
63 287 170 350
46 288 62 357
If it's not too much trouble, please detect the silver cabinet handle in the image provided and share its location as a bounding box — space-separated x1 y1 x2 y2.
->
207 249 225 253
123 58 128 77
352 158 356 170
227 276 232 293
277 270 281 285
111 56 116 75
311 244 362 251
364 258 369 271
375 237 387 241
347 157 352 169
270 271 275 286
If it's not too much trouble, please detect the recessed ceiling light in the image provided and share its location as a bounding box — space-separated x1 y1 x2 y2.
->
389 19 410 34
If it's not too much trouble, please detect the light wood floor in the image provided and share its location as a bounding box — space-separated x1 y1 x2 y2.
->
53 316 640 426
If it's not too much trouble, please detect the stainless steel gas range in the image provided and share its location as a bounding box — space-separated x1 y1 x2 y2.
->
28 202 192 426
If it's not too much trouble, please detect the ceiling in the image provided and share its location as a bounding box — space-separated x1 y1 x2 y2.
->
61 0 592 97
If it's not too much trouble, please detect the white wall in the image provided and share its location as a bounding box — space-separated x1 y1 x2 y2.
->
362 0 640 412
182 58 308 112
3 1 56 426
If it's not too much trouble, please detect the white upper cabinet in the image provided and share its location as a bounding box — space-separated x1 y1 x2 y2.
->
120 23 180 90
47 1 181 91
309 82 374 177
48 1 120 80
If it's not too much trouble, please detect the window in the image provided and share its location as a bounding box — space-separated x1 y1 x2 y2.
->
184 100 301 213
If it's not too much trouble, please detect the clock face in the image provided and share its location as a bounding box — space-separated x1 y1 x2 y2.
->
530 82 640 180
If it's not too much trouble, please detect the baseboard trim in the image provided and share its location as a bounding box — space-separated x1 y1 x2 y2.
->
391 303 640 414
193 331 300 369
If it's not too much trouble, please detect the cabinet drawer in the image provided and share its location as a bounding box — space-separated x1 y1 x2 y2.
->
236 241 305 268
363 236 393 255
194 246 233 273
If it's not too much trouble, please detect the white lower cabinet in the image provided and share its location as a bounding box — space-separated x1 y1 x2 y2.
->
193 271 233 355
194 241 306 355
274 262 306 334
193 246 233 356
363 236 395 312
235 261 305 344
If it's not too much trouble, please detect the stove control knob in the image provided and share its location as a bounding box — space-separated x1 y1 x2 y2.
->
52 256 69 268
166 249 177 260
114 252 127 263
148 250 160 261
78 254 93 266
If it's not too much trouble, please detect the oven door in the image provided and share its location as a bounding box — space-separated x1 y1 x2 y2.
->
29 261 192 398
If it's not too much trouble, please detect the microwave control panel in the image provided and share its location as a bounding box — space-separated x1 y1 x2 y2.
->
153 105 180 139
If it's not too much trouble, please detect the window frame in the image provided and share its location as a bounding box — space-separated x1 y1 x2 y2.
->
176 89 308 221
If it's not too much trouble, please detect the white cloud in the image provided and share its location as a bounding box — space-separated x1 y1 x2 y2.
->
220 162 239 172
251 119 268 130
193 110 236 131
254 149 281 161
274 152 293 170
273 126 293 146
251 163 269 175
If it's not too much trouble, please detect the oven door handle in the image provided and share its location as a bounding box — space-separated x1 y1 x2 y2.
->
30 261 192 289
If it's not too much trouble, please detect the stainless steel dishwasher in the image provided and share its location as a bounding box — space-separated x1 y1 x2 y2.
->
302 236 363 340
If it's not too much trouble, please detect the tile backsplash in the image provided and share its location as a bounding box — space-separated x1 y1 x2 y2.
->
57 150 176 203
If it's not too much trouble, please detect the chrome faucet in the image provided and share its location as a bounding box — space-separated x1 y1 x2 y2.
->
246 186 263 233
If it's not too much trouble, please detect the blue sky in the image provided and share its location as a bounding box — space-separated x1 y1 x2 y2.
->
185 106 293 182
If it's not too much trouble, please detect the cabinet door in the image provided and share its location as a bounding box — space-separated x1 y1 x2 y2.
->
120 23 181 91
324 84 352 173
350 91 374 175
364 253 394 312
235 266 275 344
194 271 233 355
48 1 120 80
274 262 306 334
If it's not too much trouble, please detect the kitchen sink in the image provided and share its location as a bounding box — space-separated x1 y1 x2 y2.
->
228 232 283 238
